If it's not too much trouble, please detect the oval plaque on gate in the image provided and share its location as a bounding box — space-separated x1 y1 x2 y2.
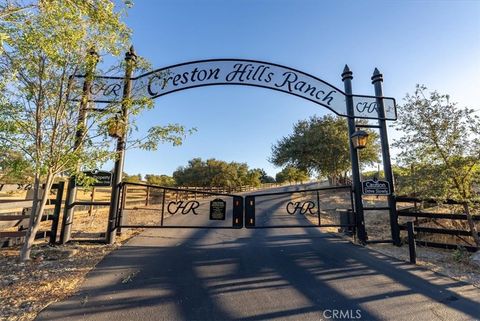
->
210 198 226 220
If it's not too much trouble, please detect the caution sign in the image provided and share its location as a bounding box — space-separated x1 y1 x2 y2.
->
362 179 391 195
210 198 226 220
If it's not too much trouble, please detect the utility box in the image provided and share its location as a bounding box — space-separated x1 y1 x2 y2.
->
338 209 354 236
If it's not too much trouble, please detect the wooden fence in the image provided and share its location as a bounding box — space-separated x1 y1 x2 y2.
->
396 196 480 252
0 182 65 247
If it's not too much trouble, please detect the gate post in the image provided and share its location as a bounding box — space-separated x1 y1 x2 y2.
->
50 181 65 244
106 46 137 244
245 196 255 228
342 65 367 244
371 68 401 246
232 196 244 228
61 48 99 244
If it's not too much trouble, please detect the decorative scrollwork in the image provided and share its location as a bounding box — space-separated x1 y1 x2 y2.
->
355 101 379 114
167 201 200 215
286 201 316 215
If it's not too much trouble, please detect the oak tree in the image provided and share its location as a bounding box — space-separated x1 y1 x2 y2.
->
275 166 309 185
394 85 480 246
270 115 379 185
173 158 262 188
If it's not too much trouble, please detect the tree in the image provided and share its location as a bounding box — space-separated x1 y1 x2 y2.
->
123 173 142 183
394 85 480 246
270 115 379 185
275 166 309 184
245 169 262 187
0 149 33 183
145 174 175 187
251 168 275 184
173 158 261 188
262 175 276 184
0 1 192 260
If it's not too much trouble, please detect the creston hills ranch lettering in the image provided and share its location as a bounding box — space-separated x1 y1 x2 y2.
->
75 59 397 120
146 63 337 106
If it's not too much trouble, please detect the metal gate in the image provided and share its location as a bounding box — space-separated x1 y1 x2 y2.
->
117 183 355 232
244 186 355 232
117 182 243 229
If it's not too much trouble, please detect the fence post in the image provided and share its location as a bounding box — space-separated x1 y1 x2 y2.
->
49 181 65 244
88 187 95 216
316 190 321 227
116 183 127 235
145 186 150 206
245 196 255 227
407 221 416 264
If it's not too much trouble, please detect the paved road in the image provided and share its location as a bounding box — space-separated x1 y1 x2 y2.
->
37 185 480 321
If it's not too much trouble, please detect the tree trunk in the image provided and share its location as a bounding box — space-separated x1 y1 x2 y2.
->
327 176 333 186
462 202 480 247
20 172 54 261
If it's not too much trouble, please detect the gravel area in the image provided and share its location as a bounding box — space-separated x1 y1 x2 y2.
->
367 242 480 288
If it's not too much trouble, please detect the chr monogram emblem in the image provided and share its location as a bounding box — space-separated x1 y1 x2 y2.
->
167 201 200 215
356 101 378 114
286 201 316 215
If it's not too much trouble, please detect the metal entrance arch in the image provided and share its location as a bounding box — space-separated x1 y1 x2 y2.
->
64 47 400 246
71 58 397 121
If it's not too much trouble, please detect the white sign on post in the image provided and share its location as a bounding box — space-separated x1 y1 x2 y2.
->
362 179 391 195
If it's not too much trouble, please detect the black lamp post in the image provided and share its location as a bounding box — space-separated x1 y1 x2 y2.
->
351 130 369 150
342 65 367 244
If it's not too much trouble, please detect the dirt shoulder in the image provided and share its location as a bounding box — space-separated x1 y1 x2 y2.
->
366 242 480 288
0 230 140 321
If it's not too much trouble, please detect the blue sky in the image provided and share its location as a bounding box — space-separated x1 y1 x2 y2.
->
109 0 480 178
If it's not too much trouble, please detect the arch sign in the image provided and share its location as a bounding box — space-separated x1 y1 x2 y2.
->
72 59 397 120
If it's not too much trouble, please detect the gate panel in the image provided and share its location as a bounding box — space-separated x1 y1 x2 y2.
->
245 186 355 230
118 183 243 229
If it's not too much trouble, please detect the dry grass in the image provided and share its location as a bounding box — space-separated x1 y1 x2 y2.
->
357 196 480 288
0 230 140 321
367 243 480 288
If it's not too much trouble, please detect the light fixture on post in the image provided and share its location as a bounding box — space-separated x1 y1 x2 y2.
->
107 114 125 138
351 130 369 149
